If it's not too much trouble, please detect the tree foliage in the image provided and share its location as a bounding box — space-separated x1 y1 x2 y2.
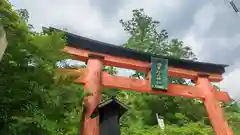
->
118 8 240 134
0 1 239 134
0 0 84 134
120 9 196 60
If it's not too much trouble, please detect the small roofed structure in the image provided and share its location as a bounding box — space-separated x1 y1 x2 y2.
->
91 97 128 135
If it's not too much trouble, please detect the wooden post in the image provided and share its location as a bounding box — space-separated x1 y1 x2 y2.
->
91 97 128 135
196 74 233 135
82 55 103 135
0 26 7 61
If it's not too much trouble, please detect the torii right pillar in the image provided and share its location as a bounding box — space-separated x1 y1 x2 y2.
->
196 74 234 135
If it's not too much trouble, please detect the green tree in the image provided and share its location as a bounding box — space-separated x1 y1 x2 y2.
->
119 9 210 134
120 9 196 60
119 8 240 135
1 1 239 134
0 0 84 134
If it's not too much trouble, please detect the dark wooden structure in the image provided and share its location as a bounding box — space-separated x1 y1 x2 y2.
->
91 97 128 135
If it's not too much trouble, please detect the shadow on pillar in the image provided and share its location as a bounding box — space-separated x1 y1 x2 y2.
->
91 97 128 135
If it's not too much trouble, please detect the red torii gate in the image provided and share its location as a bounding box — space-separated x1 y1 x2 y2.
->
45 27 234 135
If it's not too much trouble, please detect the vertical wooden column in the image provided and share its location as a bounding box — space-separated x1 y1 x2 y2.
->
82 55 103 135
196 74 233 135
0 25 7 61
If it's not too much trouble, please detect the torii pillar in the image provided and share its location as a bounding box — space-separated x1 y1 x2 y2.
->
197 74 233 135
81 54 103 135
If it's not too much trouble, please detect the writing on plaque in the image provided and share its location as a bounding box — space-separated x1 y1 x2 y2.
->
151 57 168 90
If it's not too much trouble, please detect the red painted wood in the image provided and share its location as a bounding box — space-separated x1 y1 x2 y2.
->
101 72 204 99
214 90 232 103
61 68 231 102
63 46 223 82
61 46 234 135
82 59 102 135
196 76 233 135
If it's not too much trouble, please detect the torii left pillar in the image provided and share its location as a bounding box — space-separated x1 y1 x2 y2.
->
81 54 103 135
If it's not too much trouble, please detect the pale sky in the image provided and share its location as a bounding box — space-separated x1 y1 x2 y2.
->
10 0 240 100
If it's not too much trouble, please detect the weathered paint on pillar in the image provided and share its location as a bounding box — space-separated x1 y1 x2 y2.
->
82 57 103 135
196 75 234 135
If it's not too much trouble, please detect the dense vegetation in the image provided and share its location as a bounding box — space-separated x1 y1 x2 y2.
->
0 0 239 134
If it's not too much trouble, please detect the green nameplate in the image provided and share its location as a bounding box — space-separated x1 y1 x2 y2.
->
151 57 168 90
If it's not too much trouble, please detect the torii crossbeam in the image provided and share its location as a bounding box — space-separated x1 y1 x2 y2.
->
45 27 234 135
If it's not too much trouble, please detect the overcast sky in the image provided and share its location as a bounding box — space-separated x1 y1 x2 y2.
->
10 0 240 100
